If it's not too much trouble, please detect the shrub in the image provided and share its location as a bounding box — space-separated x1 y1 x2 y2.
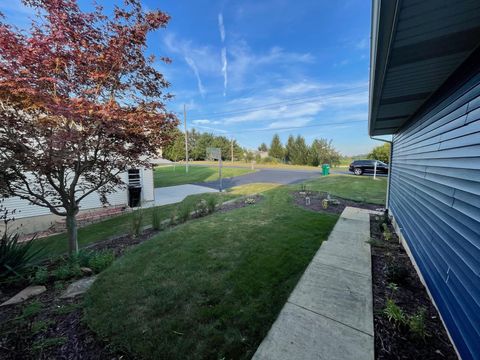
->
408 308 428 339
245 198 256 205
88 250 115 273
152 209 163 230
52 262 82 280
383 230 392 241
177 203 191 223
169 208 178 226
70 249 94 267
130 209 144 238
32 266 49 285
206 196 217 214
383 298 406 326
195 199 209 217
0 231 42 279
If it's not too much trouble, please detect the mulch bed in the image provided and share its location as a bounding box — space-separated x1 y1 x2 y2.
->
370 214 457 359
293 190 384 214
0 195 260 360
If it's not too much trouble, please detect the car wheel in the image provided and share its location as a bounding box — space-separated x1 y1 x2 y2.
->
354 168 363 175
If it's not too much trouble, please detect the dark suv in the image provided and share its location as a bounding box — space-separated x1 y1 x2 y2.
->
349 160 388 175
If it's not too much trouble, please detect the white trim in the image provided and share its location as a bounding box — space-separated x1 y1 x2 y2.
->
390 214 462 360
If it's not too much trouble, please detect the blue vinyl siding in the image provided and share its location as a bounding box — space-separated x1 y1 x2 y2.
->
390 69 480 359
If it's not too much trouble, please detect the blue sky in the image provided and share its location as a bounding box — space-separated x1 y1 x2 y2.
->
1 0 379 156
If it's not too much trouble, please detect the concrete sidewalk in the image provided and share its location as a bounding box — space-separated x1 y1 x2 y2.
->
253 207 377 360
154 184 217 206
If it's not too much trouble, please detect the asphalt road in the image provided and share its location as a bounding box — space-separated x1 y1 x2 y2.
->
197 167 387 190
198 168 322 190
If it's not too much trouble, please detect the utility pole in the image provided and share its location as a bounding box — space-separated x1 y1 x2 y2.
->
231 137 234 164
184 104 189 173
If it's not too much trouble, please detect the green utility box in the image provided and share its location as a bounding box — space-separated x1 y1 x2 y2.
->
322 164 330 176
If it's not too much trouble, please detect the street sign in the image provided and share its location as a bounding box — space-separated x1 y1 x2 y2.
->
206 148 223 192
207 147 221 160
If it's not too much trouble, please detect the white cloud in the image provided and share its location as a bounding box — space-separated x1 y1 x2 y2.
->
221 47 228 96
184 56 206 97
218 13 226 42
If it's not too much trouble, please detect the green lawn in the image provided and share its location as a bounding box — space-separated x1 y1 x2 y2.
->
304 174 387 205
31 192 237 259
154 165 255 187
84 184 338 359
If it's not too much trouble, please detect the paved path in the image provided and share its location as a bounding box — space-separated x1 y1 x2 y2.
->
154 184 217 206
197 168 322 189
253 207 377 360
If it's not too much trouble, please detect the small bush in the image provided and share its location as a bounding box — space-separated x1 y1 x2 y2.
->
69 249 94 268
245 198 256 205
52 262 82 280
0 231 42 279
177 203 191 223
169 208 178 226
31 319 55 335
408 308 428 339
383 299 406 326
32 266 49 285
196 199 209 217
88 250 115 273
152 209 163 230
130 209 144 238
18 301 43 320
206 197 217 214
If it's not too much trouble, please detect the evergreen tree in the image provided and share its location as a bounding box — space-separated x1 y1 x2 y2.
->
269 134 285 160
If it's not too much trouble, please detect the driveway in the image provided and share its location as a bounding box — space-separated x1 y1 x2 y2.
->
154 184 217 206
197 168 322 190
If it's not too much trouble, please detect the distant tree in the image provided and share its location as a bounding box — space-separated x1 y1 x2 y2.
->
309 138 341 166
368 143 391 163
285 135 296 163
244 150 255 162
163 130 185 162
292 135 309 165
0 0 177 255
269 134 285 160
258 143 268 152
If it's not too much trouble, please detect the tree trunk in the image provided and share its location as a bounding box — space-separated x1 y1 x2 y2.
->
66 213 79 255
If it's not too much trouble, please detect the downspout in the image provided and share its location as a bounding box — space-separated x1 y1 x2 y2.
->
370 136 393 210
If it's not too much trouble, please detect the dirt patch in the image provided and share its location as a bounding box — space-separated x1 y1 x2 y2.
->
0 195 260 359
293 190 384 214
370 214 457 360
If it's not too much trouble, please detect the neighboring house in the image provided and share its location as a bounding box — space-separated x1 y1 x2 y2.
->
1 166 155 235
369 1 480 359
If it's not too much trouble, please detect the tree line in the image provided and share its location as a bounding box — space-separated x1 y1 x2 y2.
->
163 129 244 161
263 134 341 166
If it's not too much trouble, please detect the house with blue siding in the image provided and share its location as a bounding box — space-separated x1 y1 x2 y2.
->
369 1 480 359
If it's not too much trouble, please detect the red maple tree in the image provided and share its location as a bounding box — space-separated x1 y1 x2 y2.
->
0 0 178 254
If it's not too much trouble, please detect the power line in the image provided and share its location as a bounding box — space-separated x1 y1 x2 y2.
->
192 119 367 136
189 85 367 120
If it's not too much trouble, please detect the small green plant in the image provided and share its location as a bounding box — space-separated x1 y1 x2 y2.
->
32 337 67 353
31 319 55 335
88 250 115 273
196 199 209 216
17 301 43 321
32 266 49 285
387 282 399 293
130 209 144 238
383 299 406 326
70 249 94 268
0 226 42 279
408 308 428 339
169 207 178 226
152 209 163 230
383 229 392 241
54 281 65 291
366 238 386 248
52 262 82 280
177 203 191 223
382 223 388 232
206 196 218 214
